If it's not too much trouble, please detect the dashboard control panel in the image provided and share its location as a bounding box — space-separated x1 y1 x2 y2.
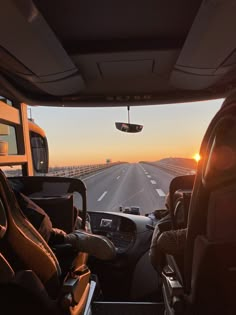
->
89 212 136 254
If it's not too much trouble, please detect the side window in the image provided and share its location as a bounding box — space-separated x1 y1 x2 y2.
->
0 97 22 177
0 96 13 106
0 123 18 155
30 131 49 174
0 97 18 155
1 165 22 177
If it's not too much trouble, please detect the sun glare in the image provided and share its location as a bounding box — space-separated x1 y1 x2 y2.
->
193 153 201 162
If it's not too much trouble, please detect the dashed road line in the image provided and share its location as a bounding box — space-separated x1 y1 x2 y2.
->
150 180 157 185
139 164 146 172
97 191 108 202
117 176 120 180
147 175 151 178
156 189 166 197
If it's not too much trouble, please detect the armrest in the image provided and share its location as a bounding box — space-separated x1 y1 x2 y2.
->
60 265 91 309
162 266 184 313
162 266 184 297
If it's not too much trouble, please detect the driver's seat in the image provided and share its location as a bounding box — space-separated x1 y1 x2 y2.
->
0 169 91 314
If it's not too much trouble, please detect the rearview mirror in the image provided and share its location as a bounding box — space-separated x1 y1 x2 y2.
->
115 122 143 133
115 106 143 133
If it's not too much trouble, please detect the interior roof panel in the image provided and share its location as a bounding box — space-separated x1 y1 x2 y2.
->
0 0 235 106
34 0 203 42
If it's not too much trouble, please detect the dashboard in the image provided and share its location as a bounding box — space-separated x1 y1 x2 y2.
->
89 212 136 254
88 211 157 300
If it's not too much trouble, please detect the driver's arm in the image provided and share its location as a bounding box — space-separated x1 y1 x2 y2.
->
16 191 116 261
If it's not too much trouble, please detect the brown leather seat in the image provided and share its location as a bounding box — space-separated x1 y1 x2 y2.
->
0 170 91 314
0 170 61 296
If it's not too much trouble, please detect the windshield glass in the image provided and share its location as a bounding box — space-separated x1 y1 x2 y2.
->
29 99 222 213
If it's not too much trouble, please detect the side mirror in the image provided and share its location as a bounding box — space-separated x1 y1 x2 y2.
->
115 122 143 133
30 131 49 174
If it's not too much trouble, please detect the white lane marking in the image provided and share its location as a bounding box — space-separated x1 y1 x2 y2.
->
139 164 146 172
147 175 151 178
150 180 157 185
156 189 166 197
117 176 120 180
97 191 108 202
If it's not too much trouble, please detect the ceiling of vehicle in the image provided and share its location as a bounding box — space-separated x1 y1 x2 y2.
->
0 0 235 107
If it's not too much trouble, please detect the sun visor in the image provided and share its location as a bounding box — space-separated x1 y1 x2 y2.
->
170 0 236 90
0 1 85 96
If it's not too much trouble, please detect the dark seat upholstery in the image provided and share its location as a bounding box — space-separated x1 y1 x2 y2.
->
162 98 236 314
185 108 236 314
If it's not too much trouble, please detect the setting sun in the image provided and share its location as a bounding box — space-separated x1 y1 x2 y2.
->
193 153 201 162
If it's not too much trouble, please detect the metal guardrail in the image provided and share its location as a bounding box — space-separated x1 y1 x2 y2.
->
47 162 124 178
142 161 196 176
3 162 125 178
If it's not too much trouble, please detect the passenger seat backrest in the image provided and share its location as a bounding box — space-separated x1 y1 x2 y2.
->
0 170 61 297
203 116 236 242
184 104 236 291
184 102 236 313
207 185 236 242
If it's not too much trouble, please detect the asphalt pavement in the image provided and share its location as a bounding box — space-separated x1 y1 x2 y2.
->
76 163 175 215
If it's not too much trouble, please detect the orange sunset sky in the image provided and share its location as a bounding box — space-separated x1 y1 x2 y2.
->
30 99 223 167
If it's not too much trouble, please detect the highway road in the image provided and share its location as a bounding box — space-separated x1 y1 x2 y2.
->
75 163 176 215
